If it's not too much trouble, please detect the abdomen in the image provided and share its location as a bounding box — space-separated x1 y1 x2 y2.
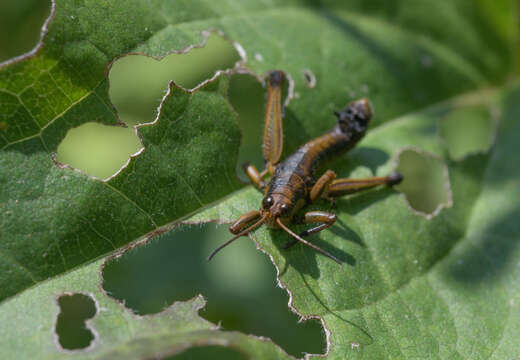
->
285 125 353 180
266 126 352 201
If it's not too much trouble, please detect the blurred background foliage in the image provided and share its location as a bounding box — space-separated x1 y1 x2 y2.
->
1 1 496 358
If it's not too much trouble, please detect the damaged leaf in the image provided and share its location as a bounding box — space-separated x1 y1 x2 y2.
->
191 85 520 358
0 0 519 359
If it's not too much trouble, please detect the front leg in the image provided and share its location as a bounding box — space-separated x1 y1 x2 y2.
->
229 210 262 234
208 210 263 261
283 211 337 249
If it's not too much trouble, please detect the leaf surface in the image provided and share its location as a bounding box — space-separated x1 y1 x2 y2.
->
0 0 518 358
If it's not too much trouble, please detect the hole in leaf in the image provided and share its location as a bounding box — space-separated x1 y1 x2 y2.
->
228 74 265 182
302 69 316 88
56 33 241 179
439 105 495 160
55 122 141 179
109 33 240 126
164 345 247 360
102 224 325 358
0 0 51 62
395 148 451 216
55 293 97 351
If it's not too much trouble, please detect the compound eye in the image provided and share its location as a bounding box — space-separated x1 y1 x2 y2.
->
280 203 290 215
262 196 274 209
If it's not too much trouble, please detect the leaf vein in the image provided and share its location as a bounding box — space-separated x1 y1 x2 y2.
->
0 249 38 284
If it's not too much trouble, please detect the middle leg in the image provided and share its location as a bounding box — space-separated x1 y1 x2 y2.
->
283 211 337 249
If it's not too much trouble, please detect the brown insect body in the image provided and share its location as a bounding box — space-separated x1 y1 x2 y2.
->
208 70 401 264
262 99 372 227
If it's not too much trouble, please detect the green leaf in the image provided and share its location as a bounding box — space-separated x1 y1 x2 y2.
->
0 0 518 359
192 85 520 358
0 256 290 359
